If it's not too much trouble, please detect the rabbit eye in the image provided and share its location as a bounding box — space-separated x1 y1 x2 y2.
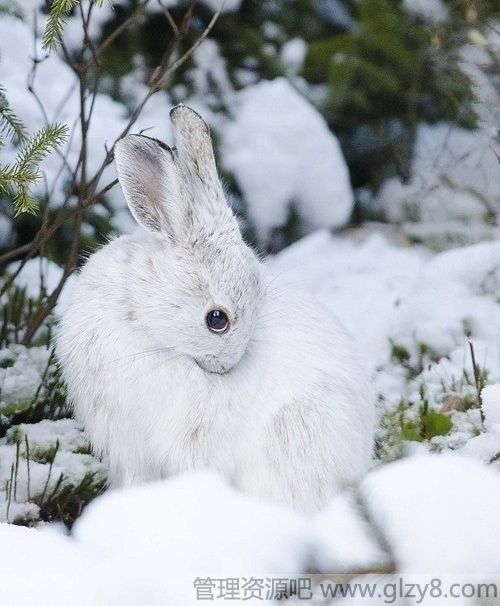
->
206 309 229 334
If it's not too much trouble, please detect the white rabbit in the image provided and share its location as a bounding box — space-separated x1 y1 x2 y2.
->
57 105 374 513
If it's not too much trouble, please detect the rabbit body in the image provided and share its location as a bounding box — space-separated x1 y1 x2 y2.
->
57 106 374 512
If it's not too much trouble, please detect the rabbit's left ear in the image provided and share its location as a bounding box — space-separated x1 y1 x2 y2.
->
114 135 191 243
170 105 227 214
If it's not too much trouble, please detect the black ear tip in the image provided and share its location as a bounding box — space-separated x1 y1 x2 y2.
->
133 134 173 153
169 103 186 117
170 104 209 133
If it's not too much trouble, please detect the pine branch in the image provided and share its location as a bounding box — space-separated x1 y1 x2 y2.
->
0 124 69 215
13 183 39 215
14 123 69 175
0 164 39 215
0 86 26 144
42 0 79 51
42 0 111 50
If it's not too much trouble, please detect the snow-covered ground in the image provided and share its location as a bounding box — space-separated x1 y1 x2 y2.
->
1 0 500 602
1 454 500 605
2 229 500 606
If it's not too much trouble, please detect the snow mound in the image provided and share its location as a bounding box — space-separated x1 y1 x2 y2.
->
0 524 90 606
312 490 387 572
362 453 500 573
3 456 500 603
74 470 309 604
270 230 500 465
221 78 353 247
482 384 500 434
75 470 308 573
268 229 430 371
376 122 500 238
375 29 500 249
270 231 500 377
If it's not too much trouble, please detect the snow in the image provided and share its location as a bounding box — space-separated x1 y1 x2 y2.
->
187 38 233 108
269 229 500 466
5 258 76 314
375 33 500 248
362 453 500 573
402 0 449 24
221 78 354 246
6 418 90 455
0 471 310 605
0 421 105 523
280 38 307 75
0 346 51 412
461 431 500 464
270 229 499 375
200 0 242 12
2 454 500 603
311 490 387 572
391 239 500 356
75 470 309 603
482 384 500 434
0 524 90 606
375 120 500 241
1 0 500 599
268 229 430 371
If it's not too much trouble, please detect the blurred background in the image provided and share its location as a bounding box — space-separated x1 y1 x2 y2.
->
0 0 499 529
1 0 499 263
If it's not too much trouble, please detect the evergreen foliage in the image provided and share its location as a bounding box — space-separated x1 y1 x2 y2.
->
0 122 68 215
42 0 107 50
0 86 26 145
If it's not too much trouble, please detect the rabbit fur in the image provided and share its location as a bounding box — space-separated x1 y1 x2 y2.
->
56 105 374 513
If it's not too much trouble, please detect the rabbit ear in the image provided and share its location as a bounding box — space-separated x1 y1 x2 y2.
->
114 135 190 242
169 105 227 212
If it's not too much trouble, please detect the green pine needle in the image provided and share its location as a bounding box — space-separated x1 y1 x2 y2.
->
42 0 79 51
0 86 26 144
13 183 39 216
0 123 69 215
15 123 69 175
42 0 112 50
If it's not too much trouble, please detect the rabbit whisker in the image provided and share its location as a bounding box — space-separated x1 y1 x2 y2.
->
100 346 178 368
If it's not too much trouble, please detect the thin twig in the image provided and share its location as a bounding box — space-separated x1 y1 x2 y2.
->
466 331 485 422
5 0 225 343
94 0 150 61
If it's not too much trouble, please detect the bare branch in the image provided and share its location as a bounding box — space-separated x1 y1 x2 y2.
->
94 0 150 61
150 1 224 90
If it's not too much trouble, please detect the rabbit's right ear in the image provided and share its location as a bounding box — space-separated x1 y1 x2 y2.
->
114 135 190 242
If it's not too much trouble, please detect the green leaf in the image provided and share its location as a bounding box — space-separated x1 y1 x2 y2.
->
423 412 453 438
401 420 423 442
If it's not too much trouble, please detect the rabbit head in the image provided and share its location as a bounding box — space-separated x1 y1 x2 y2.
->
114 105 263 375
